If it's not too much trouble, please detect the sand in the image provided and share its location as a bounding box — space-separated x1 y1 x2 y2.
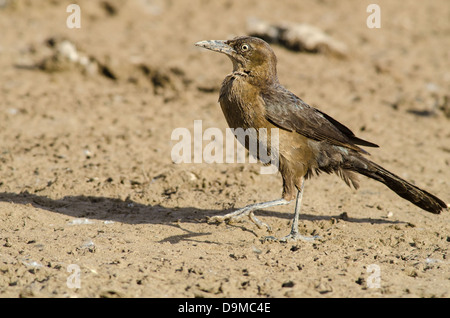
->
0 0 449 298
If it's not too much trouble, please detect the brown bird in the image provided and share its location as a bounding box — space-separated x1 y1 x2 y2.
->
195 36 447 241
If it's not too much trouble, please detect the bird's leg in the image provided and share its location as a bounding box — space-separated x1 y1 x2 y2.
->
207 198 291 231
265 179 320 242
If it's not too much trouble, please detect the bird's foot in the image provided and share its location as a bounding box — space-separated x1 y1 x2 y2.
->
207 207 272 232
207 199 291 232
262 231 320 243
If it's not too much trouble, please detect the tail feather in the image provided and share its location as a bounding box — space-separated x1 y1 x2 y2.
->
349 158 447 214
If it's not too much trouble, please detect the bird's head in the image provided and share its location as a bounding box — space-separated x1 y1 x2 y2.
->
195 36 278 85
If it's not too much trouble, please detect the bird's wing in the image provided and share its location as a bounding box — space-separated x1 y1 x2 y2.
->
262 86 378 154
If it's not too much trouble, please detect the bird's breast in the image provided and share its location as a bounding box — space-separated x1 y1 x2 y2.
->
219 74 267 130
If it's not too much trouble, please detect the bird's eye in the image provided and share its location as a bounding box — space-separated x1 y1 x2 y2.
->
241 44 249 51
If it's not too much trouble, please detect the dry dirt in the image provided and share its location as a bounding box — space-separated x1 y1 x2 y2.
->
0 0 449 298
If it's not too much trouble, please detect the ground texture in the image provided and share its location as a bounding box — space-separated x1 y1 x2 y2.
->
0 0 449 297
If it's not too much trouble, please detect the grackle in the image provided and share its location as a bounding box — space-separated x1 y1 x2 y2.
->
195 36 447 241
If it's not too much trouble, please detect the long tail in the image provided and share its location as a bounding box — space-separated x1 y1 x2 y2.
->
347 157 447 214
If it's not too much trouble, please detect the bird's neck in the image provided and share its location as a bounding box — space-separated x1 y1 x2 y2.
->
247 72 279 89
231 68 279 89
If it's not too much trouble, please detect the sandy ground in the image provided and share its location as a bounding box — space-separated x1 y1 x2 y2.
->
0 0 449 298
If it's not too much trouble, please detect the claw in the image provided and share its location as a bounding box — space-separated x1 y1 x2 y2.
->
249 211 272 232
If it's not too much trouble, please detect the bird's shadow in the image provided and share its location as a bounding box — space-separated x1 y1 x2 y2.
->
0 191 403 243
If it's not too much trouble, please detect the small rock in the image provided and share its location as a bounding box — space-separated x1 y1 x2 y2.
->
247 18 348 57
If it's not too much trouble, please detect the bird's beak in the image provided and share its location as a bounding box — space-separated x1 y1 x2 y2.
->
195 40 236 56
